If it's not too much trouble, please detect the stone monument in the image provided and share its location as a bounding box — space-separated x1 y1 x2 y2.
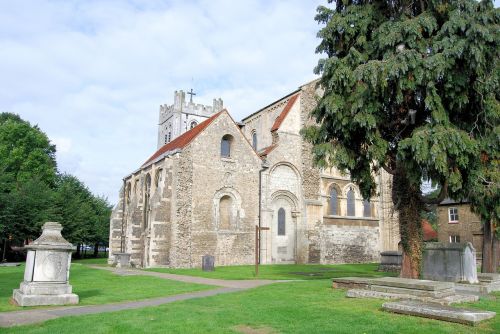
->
13 222 79 306
422 242 478 284
202 255 215 271
378 251 402 272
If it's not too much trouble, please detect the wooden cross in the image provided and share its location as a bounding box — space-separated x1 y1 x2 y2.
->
255 225 270 276
187 88 196 103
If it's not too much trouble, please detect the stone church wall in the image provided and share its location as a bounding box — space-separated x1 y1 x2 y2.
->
188 113 261 267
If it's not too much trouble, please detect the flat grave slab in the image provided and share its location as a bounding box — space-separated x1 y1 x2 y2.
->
382 300 496 326
370 285 455 298
370 277 454 291
332 277 374 289
477 273 500 283
347 289 478 305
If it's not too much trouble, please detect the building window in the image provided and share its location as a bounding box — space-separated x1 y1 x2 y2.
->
363 199 371 217
164 134 168 144
449 235 460 243
125 183 131 205
347 187 355 216
252 131 257 150
219 195 233 229
329 187 338 215
278 208 286 236
190 121 198 129
448 207 459 223
221 134 233 157
154 169 162 188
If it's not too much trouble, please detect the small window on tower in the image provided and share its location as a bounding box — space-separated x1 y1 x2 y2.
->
190 121 198 129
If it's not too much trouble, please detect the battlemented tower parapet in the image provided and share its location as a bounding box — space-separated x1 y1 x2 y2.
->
157 90 224 149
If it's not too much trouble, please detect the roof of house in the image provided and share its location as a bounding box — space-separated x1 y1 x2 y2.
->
439 198 470 205
142 110 225 167
270 94 299 132
422 220 438 241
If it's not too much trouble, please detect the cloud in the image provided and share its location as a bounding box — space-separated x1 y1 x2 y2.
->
0 0 324 204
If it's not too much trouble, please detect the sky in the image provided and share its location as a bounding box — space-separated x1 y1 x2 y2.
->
0 0 324 205
2 1 499 205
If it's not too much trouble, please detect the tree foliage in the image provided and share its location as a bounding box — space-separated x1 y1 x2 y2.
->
0 113 111 260
304 0 499 275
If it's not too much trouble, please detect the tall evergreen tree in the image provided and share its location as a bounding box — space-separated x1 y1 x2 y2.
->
304 0 499 276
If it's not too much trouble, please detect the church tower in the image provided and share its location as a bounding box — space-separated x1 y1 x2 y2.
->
157 90 224 148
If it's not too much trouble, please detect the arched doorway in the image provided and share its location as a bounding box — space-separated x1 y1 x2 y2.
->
270 192 298 263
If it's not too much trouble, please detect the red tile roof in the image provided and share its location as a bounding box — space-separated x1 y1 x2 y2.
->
270 94 299 132
422 220 438 241
259 144 277 157
142 110 224 167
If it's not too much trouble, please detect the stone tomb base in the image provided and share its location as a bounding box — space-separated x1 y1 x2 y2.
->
383 300 496 326
333 277 478 305
455 273 500 295
13 281 79 307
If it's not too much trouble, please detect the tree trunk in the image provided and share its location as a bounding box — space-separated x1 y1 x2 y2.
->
492 235 499 273
482 220 493 273
93 242 99 258
75 243 81 259
393 167 424 279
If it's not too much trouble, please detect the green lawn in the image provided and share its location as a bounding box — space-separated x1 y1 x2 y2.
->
0 262 214 312
147 262 396 280
2 280 498 334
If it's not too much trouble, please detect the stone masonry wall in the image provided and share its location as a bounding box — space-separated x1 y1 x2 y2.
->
437 204 483 257
108 185 124 264
188 112 261 267
170 150 194 268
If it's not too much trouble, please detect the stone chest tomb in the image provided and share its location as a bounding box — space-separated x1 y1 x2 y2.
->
13 222 79 306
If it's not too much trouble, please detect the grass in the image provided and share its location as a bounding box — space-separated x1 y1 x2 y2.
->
0 262 214 312
146 262 396 280
2 280 498 334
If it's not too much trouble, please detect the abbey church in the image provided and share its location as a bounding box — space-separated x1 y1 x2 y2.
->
108 80 400 268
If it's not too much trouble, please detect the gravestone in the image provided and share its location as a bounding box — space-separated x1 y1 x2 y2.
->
423 242 478 284
202 255 215 271
378 251 402 272
13 222 79 306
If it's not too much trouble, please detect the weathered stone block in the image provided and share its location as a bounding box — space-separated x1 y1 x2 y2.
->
423 242 478 283
382 300 496 326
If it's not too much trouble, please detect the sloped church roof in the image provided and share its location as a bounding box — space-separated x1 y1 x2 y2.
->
142 110 225 166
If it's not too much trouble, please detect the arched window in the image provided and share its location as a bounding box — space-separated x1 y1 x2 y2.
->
126 183 131 205
347 187 355 216
190 121 198 129
144 174 152 229
167 123 172 143
221 134 233 157
154 169 162 188
329 187 338 215
278 208 286 236
363 199 371 217
252 131 257 150
219 195 233 229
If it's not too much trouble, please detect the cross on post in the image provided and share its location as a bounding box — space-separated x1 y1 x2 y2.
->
255 225 270 276
187 88 196 103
